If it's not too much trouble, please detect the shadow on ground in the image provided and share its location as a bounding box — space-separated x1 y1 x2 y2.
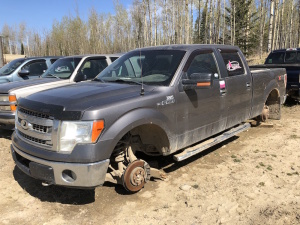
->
11 131 240 199
0 129 13 140
284 97 300 107
13 166 95 205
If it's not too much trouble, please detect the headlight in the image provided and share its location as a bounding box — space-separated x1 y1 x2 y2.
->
0 95 17 111
0 106 11 111
0 96 9 102
58 120 104 152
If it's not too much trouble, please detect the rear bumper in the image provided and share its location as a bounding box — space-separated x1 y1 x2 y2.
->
11 143 110 188
287 83 300 99
0 112 15 130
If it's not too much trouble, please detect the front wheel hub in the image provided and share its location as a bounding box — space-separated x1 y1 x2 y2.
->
122 160 150 192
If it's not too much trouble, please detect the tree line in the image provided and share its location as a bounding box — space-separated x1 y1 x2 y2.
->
1 0 300 59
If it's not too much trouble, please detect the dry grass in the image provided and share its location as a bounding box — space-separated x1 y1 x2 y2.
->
3 54 25 64
247 53 269 66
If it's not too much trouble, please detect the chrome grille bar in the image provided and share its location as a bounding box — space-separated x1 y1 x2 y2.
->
16 107 56 150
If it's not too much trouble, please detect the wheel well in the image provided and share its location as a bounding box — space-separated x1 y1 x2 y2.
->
265 89 281 120
116 124 170 156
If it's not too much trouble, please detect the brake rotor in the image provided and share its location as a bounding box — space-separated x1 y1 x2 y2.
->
122 160 148 192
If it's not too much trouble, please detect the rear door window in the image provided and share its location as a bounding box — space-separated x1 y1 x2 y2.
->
220 52 245 76
285 51 297 63
265 52 285 64
110 57 119 62
50 58 59 64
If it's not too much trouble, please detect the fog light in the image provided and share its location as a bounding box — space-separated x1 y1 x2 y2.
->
62 170 77 182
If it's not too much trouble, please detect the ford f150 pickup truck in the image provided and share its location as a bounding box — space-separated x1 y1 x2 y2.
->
0 56 60 83
0 54 121 130
11 45 286 193
250 48 299 100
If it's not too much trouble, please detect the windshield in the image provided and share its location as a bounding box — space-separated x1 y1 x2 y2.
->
42 57 81 79
0 58 25 75
96 50 186 86
265 51 300 64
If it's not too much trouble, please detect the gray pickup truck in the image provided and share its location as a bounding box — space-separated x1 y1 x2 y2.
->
0 54 121 130
11 45 286 193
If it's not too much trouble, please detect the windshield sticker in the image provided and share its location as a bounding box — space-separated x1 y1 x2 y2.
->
226 61 242 71
157 95 175 106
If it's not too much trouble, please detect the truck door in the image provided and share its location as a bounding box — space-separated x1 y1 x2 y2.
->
175 49 227 149
218 49 252 129
18 60 48 80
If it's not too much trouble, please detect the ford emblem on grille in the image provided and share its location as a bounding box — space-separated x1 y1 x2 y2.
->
20 119 29 130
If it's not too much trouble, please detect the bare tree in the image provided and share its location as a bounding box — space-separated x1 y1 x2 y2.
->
268 0 274 52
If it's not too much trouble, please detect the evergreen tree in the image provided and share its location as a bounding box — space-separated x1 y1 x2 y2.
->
20 42 24 55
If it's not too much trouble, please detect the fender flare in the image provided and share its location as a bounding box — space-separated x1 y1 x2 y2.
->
263 79 280 103
99 108 176 156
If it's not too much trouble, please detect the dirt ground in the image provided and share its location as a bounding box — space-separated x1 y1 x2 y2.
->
1 102 300 225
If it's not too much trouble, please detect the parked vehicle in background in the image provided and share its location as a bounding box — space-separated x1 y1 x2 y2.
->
0 54 121 130
11 45 286 193
0 56 60 84
250 48 299 100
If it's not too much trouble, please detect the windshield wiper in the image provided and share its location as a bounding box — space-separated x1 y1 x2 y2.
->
108 79 142 85
44 74 60 79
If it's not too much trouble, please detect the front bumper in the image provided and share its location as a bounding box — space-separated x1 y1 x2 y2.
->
11 143 110 188
0 112 15 130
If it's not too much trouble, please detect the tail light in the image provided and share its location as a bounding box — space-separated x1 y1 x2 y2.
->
284 74 287 88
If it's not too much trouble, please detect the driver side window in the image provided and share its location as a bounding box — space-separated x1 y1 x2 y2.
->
186 52 218 79
22 60 47 76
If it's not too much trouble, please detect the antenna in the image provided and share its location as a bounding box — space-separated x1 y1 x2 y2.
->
139 40 144 96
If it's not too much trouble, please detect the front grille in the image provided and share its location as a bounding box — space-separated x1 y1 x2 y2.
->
18 118 51 133
18 130 48 146
16 107 55 150
19 107 50 119
32 124 51 133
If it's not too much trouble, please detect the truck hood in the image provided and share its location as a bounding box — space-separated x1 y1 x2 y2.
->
19 81 154 120
0 78 61 93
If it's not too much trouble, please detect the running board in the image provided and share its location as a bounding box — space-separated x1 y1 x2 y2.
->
173 123 251 162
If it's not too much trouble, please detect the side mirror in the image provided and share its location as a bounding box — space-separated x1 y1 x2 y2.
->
18 69 30 77
182 73 212 91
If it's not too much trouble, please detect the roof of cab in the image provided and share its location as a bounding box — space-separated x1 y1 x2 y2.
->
272 48 300 52
131 44 240 52
62 53 123 59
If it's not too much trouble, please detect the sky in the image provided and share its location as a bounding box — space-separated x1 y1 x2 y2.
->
0 0 133 32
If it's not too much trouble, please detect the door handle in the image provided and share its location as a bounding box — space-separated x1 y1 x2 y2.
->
220 89 226 95
246 82 251 88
